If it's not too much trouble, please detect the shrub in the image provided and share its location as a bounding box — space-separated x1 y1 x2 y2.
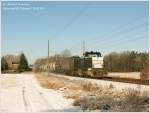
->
73 88 149 112
80 80 99 91
108 83 114 89
119 89 149 112
110 89 149 112
73 95 114 111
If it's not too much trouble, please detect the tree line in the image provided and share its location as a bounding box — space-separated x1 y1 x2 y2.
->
1 53 29 72
33 49 72 72
104 51 149 72
34 50 149 73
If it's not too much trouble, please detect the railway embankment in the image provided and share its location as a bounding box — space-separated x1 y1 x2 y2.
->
42 72 149 92
35 72 149 112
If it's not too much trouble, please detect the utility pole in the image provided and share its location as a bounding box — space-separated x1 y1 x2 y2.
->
51 40 52 56
48 40 49 58
47 40 50 75
83 40 85 56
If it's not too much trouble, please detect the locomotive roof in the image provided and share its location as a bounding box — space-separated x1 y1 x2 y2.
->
71 56 80 58
83 51 102 57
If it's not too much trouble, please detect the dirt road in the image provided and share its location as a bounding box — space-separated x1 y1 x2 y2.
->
0 73 76 112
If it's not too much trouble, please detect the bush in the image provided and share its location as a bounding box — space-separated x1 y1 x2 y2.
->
73 88 149 112
73 95 114 111
118 89 149 112
80 80 99 91
108 83 114 89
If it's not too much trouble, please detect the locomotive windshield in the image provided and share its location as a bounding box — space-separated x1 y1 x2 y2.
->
83 51 101 57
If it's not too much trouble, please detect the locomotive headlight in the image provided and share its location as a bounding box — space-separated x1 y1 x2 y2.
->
88 68 92 70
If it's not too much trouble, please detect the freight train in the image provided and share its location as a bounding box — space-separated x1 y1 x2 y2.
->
39 51 107 78
37 51 148 80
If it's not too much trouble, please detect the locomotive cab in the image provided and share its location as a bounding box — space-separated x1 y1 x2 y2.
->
81 51 105 78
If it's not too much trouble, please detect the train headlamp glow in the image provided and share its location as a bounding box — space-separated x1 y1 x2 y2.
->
88 68 92 70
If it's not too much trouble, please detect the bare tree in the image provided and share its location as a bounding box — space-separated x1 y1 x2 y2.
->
104 51 149 72
61 49 71 57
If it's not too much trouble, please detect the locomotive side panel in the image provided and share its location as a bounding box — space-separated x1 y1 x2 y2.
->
92 57 103 68
70 57 81 76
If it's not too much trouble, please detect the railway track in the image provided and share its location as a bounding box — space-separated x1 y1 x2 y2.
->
102 77 149 85
82 76 149 85
65 73 149 85
48 72 149 85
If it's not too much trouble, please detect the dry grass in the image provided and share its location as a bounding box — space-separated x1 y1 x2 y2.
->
35 73 149 112
117 89 149 112
35 74 64 89
76 80 99 91
73 88 149 112
73 95 114 111
63 80 100 99
63 89 87 99
63 82 86 99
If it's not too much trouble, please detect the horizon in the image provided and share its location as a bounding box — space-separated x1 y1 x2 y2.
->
1 1 149 64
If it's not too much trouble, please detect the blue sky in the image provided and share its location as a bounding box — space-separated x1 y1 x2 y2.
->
1 1 149 64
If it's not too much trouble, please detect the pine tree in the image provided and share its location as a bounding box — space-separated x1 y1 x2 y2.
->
1 57 8 70
18 53 28 71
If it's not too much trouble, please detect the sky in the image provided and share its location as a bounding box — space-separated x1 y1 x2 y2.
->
1 1 149 64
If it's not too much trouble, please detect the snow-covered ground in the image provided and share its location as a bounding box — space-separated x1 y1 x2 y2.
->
0 72 148 112
0 73 79 112
106 72 140 79
47 72 149 92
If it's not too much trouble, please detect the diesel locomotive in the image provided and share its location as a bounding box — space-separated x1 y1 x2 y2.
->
39 51 107 78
